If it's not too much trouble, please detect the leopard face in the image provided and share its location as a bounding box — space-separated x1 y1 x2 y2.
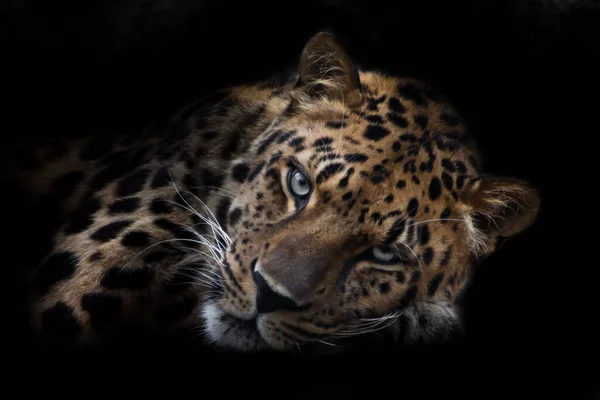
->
201 33 540 352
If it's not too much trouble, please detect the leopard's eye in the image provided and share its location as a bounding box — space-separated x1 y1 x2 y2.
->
288 169 312 198
353 245 416 268
372 246 400 263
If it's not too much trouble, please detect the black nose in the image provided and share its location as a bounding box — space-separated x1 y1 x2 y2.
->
253 270 300 314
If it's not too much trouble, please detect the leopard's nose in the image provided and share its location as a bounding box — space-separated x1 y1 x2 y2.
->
252 270 301 314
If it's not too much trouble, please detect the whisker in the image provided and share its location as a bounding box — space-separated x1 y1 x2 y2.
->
174 235 221 259
139 238 219 261
195 281 220 290
356 312 402 322
318 340 336 347
180 189 232 247
171 265 222 287
175 247 223 269
174 253 209 267
164 198 228 252
159 201 226 255
170 220 224 253
178 225 224 262
164 167 232 248
175 225 225 262
199 290 224 301
171 270 221 290
333 311 402 338
406 218 465 227
195 273 221 288
293 340 303 357
398 241 423 272
169 245 224 270
172 262 223 287
168 258 225 291
167 269 219 288
124 238 201 265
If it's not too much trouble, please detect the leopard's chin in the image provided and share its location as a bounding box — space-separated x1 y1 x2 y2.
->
202 300 331 352
201 301 273 352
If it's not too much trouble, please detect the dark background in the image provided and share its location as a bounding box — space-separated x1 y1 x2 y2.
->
1 0 598 398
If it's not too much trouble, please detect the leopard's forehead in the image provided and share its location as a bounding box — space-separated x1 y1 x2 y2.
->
264 71 480 206
277 72 477 156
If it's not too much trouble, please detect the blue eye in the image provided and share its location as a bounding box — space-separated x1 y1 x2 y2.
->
289 169 311 198
372 246 398 262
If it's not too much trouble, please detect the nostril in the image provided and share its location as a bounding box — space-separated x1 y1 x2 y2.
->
252 270 301 314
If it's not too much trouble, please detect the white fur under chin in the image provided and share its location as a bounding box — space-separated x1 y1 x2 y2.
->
201 301 269 352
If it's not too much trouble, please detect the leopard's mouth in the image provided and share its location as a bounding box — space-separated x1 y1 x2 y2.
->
201 301 271 352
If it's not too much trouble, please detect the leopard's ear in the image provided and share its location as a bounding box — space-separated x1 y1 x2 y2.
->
296 32 363 108
458 176 541 256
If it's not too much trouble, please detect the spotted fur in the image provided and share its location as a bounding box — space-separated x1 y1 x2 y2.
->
1 32 540 351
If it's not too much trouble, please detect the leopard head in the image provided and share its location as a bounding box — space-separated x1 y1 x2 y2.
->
201 32 540 352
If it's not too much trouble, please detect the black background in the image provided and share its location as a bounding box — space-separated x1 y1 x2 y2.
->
1 0 598 398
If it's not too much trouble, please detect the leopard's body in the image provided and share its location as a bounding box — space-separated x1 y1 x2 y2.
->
3 33 540 352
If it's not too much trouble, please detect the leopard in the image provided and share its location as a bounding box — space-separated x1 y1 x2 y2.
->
2 32 540 353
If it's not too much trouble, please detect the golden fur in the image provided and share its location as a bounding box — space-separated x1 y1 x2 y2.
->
2 32 540 351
